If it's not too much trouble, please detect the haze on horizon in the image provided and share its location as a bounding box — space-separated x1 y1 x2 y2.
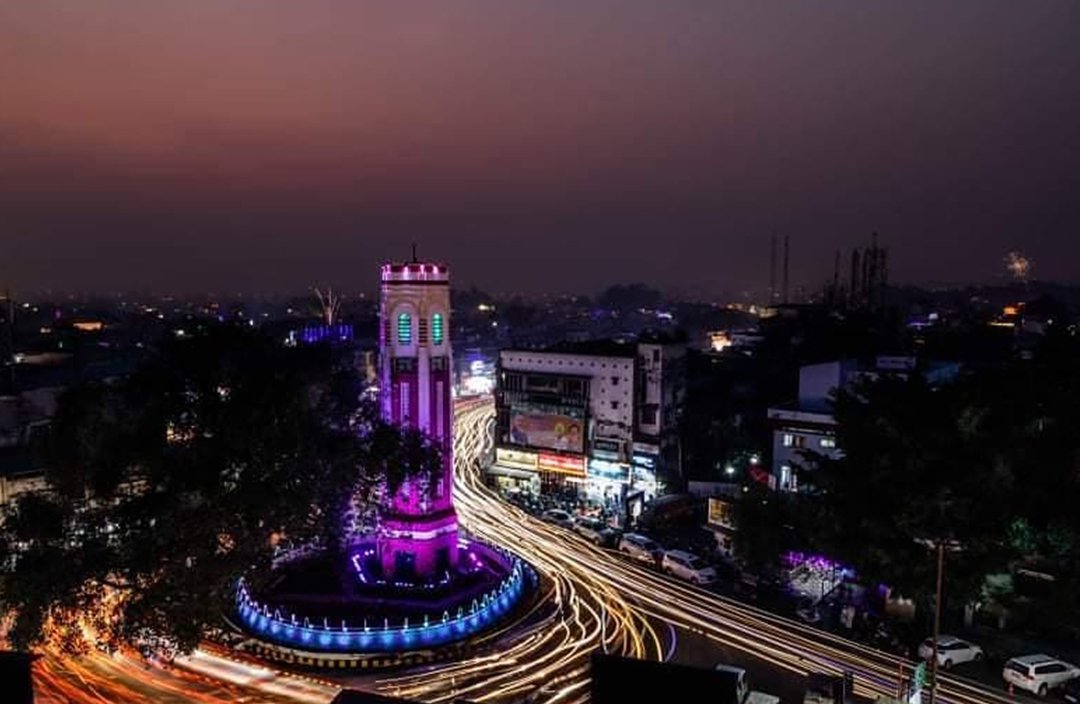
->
1 1 1078 297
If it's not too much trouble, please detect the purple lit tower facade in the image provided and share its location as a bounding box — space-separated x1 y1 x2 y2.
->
377 260 459 580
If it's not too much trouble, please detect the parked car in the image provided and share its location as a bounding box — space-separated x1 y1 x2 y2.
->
917 635 983 668
573 516 620 546
540 508 575 529
618 533 663 565
1002 654 1080 697
661 550 718 585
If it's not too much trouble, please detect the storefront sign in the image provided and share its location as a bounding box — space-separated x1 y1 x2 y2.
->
587 458 630 483
495 448 539 471
633 442 660 456
537 452 586 476
707 497 735 529
632 452 656 470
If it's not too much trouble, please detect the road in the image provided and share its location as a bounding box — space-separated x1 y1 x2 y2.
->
32 396 1023 703
32 645 338 704
382 398 1021 704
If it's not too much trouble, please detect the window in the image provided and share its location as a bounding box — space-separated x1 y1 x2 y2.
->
610 400 620 410
611 376 619 385
432 313 444 345
820 437 837 449
780 465 797 491
397 312 412 344
782 433 805 449
394 357 415 372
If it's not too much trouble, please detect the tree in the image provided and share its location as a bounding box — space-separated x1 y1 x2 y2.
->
799 373 1016 613
0 325 439 653
734 485 798 574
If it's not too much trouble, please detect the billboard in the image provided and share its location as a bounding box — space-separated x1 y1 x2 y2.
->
707 497 735 529
509 408 585 454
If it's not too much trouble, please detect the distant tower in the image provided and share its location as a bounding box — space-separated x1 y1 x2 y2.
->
769 233 778 303
781 235 791 304
0 290 13 394
377 258 458 579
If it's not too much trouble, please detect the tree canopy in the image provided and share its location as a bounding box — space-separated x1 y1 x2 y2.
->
0 325 439 652
792 335 1080 621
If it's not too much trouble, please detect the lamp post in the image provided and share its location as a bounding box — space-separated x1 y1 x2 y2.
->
928 540 945 704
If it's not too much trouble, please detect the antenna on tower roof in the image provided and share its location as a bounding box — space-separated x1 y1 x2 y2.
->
411 243 418 263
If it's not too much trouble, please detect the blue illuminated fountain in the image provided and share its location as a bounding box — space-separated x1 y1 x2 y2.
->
235 258 534 659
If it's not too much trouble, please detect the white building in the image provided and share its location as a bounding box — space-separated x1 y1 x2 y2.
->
767 356 959 491
767 361 854 492
493 338 685 504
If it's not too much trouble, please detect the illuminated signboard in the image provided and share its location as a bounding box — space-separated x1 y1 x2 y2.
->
707 497 735 529
495 448 539 471
587 458 630 483
537 452 586 476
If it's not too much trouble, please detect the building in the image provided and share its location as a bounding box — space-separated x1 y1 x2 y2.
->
492 337 685 506
0 386 63 509
375 259 458 579
767 357 960 492
634 338 686 489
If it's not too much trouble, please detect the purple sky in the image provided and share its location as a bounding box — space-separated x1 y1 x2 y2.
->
2 1 1078 297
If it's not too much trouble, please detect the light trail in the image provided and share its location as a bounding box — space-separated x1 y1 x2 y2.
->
32 396 1019 703
377 398 666 704
399 398 1020 704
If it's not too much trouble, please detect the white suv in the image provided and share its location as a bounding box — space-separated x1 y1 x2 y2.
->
618 533 663 565
917 635 983 668
1003 654 1080 697
661 550 718 585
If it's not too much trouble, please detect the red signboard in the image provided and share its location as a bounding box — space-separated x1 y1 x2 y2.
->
537 452 586 476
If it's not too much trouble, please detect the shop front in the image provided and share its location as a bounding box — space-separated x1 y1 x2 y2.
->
490 448 541 494
585 457 631 511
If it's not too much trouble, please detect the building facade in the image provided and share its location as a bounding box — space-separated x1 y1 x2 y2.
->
492 339 685 506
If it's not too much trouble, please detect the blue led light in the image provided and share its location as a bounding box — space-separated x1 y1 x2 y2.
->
235 555 533 653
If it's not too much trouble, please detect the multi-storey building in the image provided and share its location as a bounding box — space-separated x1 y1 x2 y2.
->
492 337 685 505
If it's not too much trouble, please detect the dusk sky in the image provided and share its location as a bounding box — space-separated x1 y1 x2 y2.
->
2 1 1078 297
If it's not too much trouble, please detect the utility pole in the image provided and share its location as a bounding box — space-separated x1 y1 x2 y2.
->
929 540 945 704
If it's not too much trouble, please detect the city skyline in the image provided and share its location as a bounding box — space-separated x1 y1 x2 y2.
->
2 1 1079 296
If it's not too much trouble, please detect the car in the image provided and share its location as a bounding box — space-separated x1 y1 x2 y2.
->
917 635 983 668
1002 654 1080 697
618 533 663 565
540 508 575 529
572 516 620 546
661 550 718 585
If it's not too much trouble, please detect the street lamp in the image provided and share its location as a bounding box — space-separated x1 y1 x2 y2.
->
916 537 962 704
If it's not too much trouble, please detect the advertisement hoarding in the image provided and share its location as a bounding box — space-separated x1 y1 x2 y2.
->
509 408 585 454
707 497 735 529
